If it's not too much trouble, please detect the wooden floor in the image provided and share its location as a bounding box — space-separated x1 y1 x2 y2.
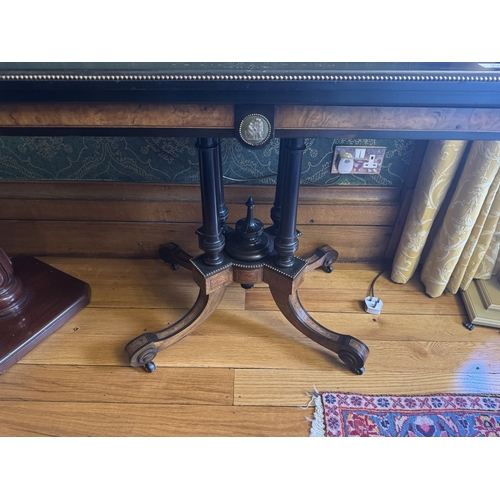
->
1 256 500 437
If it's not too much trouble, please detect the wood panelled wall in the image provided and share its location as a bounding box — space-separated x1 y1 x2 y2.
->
0 142 427 262
0 182 398 262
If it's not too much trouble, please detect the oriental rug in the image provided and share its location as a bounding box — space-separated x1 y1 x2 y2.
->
308 391 500 437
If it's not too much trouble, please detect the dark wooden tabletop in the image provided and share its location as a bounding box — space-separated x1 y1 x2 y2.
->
1 62 500 108
1 63 499 140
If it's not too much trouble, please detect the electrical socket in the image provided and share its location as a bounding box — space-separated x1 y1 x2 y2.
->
364 154 378 169
332 146 386 174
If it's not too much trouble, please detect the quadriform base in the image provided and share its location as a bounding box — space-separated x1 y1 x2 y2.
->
125 243 369 375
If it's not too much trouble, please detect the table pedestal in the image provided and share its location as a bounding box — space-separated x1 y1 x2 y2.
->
0 249 91 374
125 137 369 374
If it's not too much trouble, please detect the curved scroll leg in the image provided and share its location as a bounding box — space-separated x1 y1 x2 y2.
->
125 287 226 372
301 245 339 274
159 242 194 271
269 286 369 374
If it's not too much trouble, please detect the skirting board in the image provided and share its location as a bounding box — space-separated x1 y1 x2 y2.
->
460 275 500 328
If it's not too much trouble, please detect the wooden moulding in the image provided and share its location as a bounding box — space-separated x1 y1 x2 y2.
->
2 103 500 135
276 106 500 133
0 103 234 129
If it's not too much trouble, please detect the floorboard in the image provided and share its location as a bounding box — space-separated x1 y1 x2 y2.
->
0 365 234 405
0 402 311 437
1 257 499 437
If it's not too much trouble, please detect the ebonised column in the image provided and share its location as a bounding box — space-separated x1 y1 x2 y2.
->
274 138 306 268
269 139 286 235
196 138 225 266
214 139 230 233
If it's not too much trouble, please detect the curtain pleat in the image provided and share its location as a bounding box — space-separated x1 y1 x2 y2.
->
391 140 500 298
391 140 468 284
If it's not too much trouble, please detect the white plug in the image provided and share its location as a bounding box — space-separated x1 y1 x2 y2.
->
335 152 354 174
365 296 383 314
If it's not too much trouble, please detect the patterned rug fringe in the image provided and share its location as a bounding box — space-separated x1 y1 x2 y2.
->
303 386 326 437
305 390 500 437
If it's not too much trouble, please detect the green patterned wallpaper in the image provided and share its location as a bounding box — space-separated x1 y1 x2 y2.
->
0 136 414 186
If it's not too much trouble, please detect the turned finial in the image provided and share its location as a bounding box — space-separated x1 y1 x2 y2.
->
239 197 262 238
224 196 274 261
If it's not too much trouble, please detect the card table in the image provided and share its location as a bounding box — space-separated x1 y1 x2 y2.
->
1 63 499 374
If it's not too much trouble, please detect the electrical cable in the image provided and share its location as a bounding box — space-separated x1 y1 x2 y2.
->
223 174 344 184
222 174 277 182
157 146 343 185
369 269 385 298
300 174 343 186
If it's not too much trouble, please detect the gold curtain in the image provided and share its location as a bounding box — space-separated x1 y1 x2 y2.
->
391 140 500 298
